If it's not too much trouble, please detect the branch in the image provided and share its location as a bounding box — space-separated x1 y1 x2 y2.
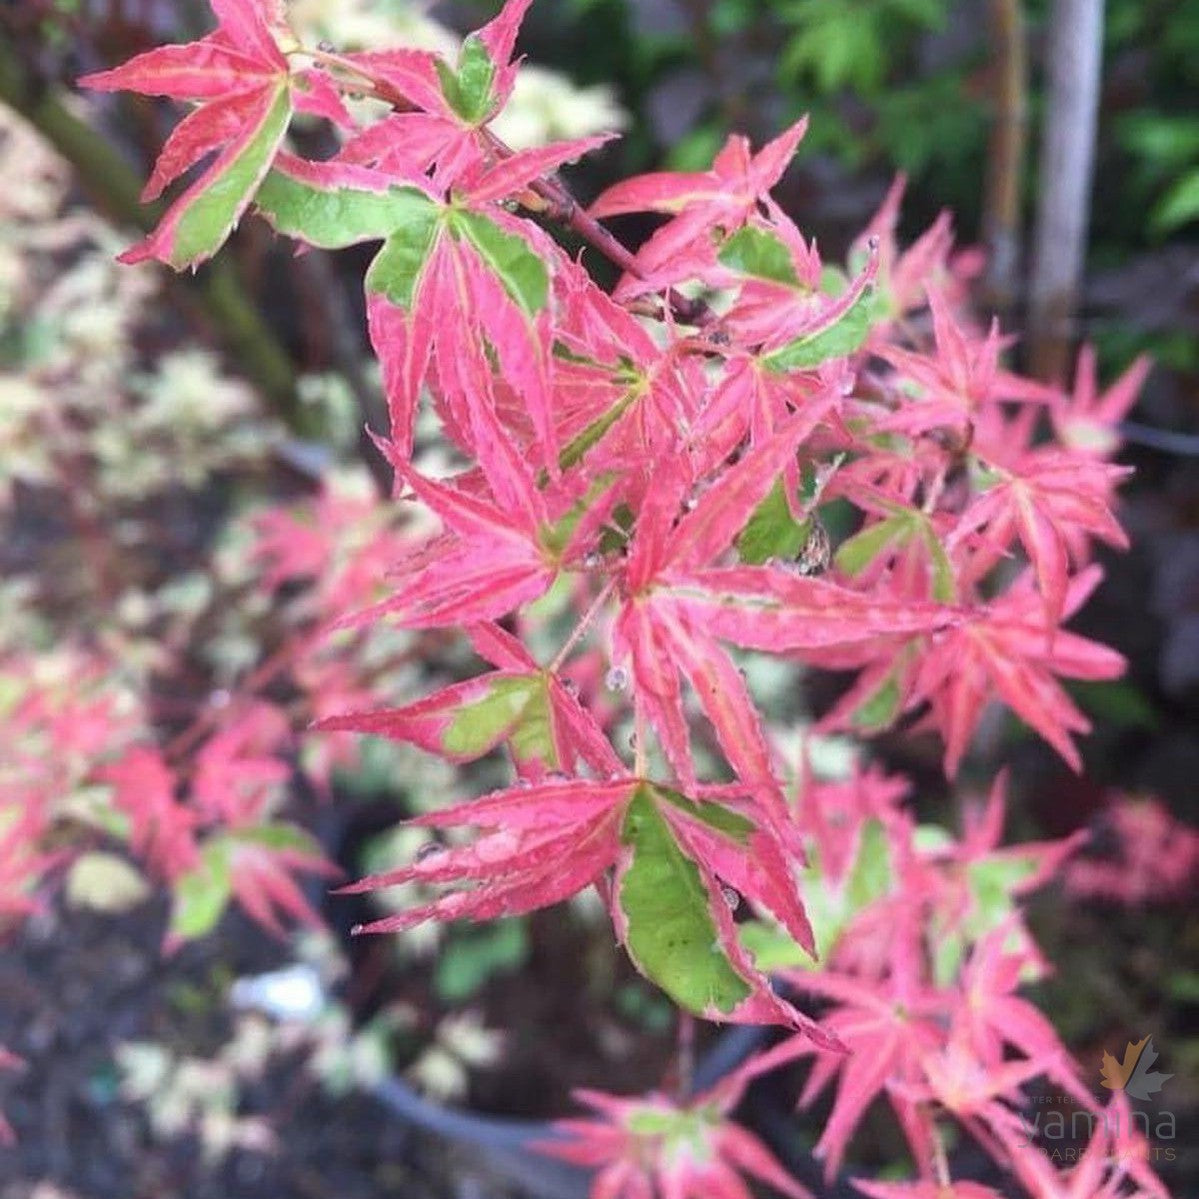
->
516 162 719 328
1027 0 1105 381
0 36 311 429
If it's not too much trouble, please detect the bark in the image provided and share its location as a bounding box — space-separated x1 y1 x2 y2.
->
982 0 1028 314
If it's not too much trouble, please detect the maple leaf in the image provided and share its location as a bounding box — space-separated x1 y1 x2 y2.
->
98 747 199 882
781 969 947 1180
1065 794 1199 905
343 777 832 1039
955 443 1130 622
80 0 298 268
612 409 949 839
228 826 338 940
354 393 602 629
538 1041 817 1199
910 566 1125 775
331 0 613 200
191 701 290 826
591 118 809 295
317 623 621 781
364 192 555 466
877 289 1055 439
1053 345 1151 458
340 0 532 132
166 822 337 949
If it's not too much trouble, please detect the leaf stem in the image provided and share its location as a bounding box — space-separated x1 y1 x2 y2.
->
676 1010 697 1100
549 579 614 673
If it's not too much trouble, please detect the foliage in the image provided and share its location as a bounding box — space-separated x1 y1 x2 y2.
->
0 1 1188 1196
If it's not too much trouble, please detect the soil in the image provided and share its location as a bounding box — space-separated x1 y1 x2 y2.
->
383 909 697 1119
0 902 546 1199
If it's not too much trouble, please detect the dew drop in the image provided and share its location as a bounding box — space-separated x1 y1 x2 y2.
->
350 924 366 936
318 39 336 52
722 886 740 912
605 666 629 692
561 678 580 698
867 235 880 251
415 842 443 862
583 551 603 569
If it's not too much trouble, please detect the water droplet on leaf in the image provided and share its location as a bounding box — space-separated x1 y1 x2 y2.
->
605 666 629 692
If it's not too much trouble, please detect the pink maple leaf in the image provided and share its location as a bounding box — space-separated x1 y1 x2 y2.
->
80 0 298 268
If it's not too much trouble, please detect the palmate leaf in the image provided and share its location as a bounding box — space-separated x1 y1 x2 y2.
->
591 118 810 291
615 409 949 842
80 0 297 269
344 775 830 1040
364 205 553 465
317 655 620 779
539 1040 819 1199
166 822 334 947
254 156 439 249
617 789 754 1016
911 566 1126 775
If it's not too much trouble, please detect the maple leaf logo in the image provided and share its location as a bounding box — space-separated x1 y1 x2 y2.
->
1100 1035 1174 1100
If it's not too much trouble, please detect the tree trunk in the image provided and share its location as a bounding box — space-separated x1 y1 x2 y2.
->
982 0 1028 315
1027 0 1105 383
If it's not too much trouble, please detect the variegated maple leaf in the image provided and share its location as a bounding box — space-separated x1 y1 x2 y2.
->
911 566 1125 775
612 408 950 838
318 623 621 781
80 0 311 267
538 1036 817 1199
592 118 810 295
98 747 199 882
342 776 833 1042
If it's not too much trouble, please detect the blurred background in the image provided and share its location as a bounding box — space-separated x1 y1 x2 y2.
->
0 1 1196 1197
